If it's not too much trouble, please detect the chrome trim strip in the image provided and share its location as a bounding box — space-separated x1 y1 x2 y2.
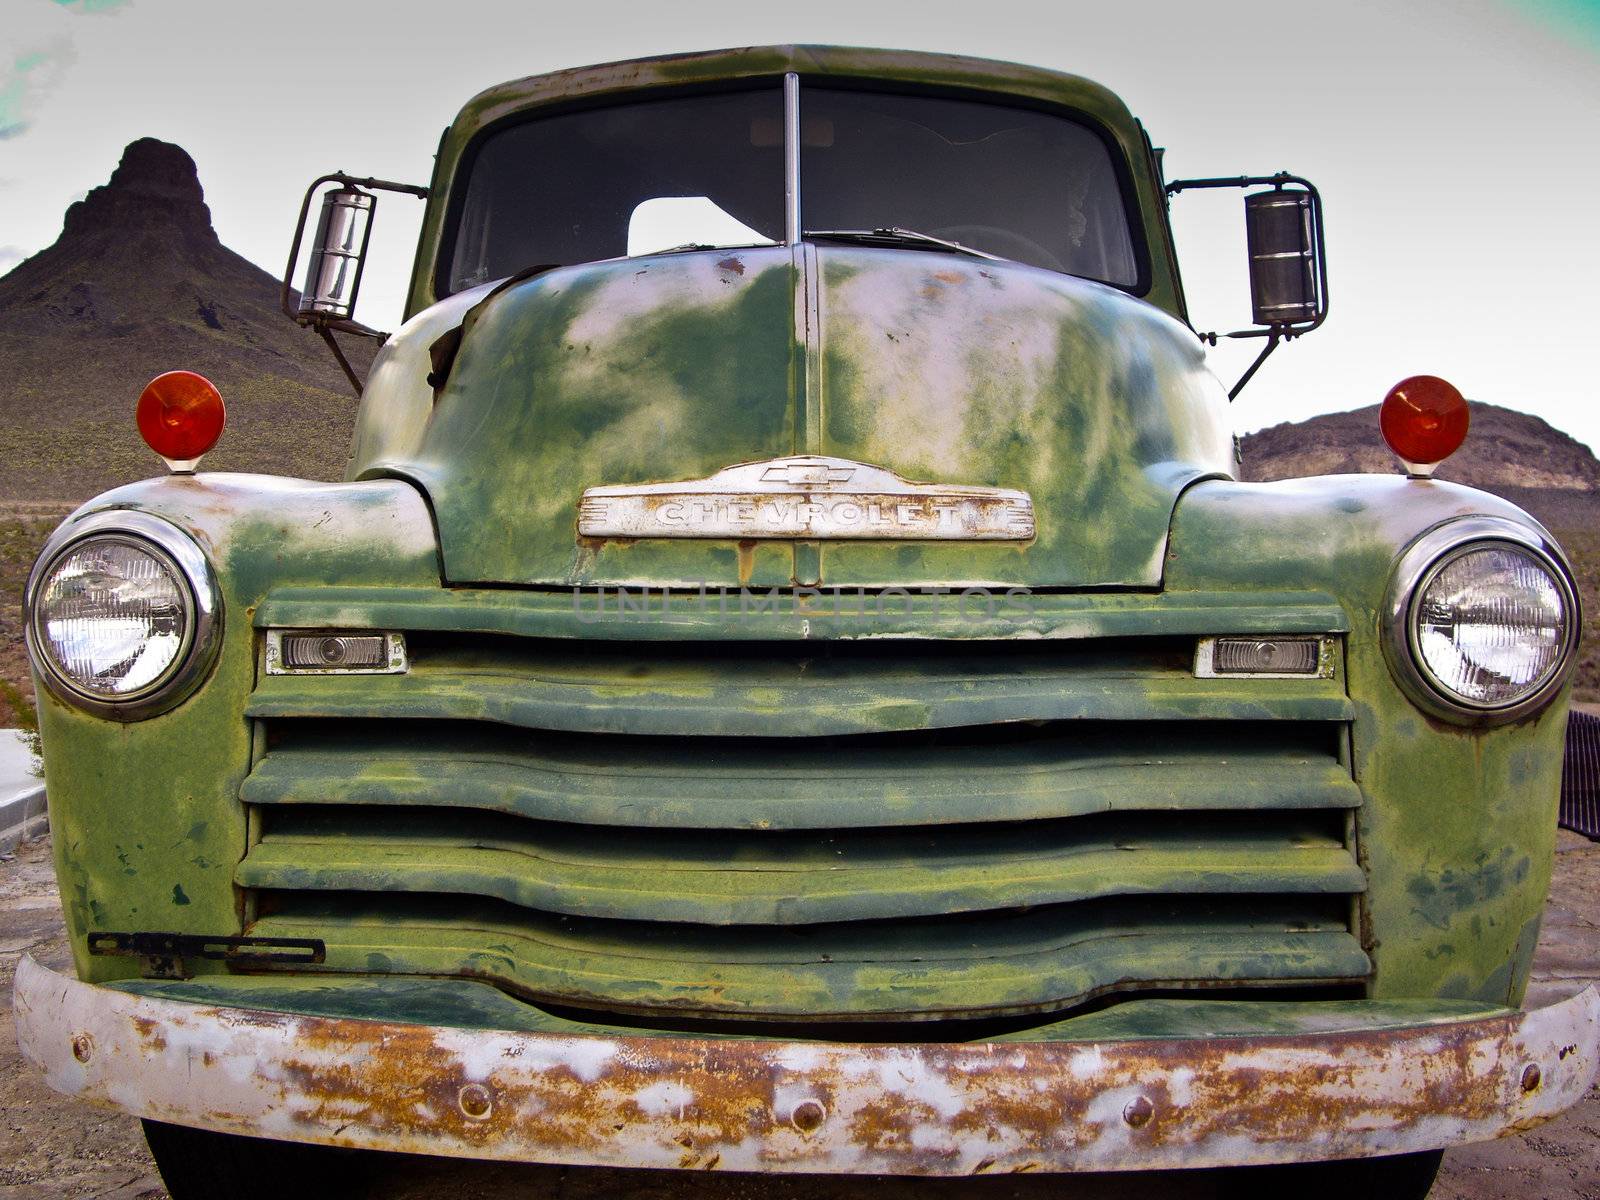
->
1382 517 1581 726
24 511 223 722
783 72 801 245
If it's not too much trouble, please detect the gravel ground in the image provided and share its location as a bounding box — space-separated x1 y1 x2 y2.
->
3 831 1597 1200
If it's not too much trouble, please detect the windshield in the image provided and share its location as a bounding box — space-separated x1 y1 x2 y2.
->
443 81 1140 292
446 89 785 292
800 88 1136 282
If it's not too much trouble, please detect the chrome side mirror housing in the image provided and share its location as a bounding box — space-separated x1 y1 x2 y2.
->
1166 171 1328 399
279 173 428 393
299 186 376 323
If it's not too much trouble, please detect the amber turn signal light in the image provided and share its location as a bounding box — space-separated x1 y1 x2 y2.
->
1380 375 1469 476
136 370 226 472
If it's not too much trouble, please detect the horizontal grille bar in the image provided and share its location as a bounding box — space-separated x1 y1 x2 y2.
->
250 893 1370 1021
246 635 1350 736
243 720 1357 830
240 807 1362 925
256 585 1351 643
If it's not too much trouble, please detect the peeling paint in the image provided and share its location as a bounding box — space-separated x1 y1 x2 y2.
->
14 959 1599 1174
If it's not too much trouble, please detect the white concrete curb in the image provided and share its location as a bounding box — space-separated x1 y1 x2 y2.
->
0 782 47 856
0 729 46 855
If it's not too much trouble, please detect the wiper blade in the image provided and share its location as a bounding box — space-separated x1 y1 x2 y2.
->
640 240 781 257
803 227 1004 262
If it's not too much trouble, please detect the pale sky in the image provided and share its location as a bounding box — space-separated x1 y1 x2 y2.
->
4 0 1599 452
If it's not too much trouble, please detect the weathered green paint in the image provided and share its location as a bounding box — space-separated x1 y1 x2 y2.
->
257 584 1350 641
237 814 1362 925
1165 474 1571 1006
814 247 1229 586
241 731 1360 831
244 653 1351 735
250 902 1368 1019
35 466 1566 1019
33 474 440 983
108 973 1511 1044
383 248 799 588
358 246 1228 589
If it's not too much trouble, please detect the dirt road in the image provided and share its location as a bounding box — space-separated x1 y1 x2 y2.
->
3 832 1597 1199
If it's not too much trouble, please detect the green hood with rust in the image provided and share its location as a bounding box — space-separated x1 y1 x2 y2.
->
352 245 1233 589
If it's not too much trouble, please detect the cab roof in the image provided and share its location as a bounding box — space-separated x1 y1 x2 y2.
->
453 45 1139 132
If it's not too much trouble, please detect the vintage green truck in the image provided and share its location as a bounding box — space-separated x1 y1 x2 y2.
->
14 45 1597 1199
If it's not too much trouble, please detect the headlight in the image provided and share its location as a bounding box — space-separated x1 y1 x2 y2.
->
26 512 221 720
1385 518 1579 724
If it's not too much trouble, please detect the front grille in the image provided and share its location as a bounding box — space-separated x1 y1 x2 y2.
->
240 621 1366 1022
1561 711 1600 840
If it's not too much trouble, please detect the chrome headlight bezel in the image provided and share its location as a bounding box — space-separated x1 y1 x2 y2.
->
1383 517 1580 726
24 511 222 721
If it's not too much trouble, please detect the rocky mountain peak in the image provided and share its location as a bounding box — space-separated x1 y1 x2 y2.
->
60 137 216 243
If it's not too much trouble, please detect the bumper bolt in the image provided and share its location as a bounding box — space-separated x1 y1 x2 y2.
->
791 1099 827 1133
458 1083 493 1120
1123 1096 1155 1128
71 1034 93 1064
1521 1064 1542 1093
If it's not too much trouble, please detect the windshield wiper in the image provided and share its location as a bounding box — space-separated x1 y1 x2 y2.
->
803 227 1005 262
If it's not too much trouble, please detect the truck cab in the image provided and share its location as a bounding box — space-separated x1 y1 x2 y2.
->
15 46 1596 1198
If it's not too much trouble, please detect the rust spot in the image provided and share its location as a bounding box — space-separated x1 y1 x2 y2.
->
130 1017 166 1054
459 1083 493 1120
790 1099 826 1134
1122 1095 1155 1128
735 540 757 588
1521 1064 1542 1093
715 256 745 276
971 1157 996 1173
71 1034 93 1063
1559 1044 1577 1060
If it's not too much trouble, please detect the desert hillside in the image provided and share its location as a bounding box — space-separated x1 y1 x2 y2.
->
0 137 370 501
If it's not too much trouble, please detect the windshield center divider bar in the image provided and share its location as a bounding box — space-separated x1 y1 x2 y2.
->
784 73 801 245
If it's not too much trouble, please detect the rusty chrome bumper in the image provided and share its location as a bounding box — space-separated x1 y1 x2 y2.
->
14 956 1600 1174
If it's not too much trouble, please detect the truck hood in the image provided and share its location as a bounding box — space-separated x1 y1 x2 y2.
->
383 245 1233 589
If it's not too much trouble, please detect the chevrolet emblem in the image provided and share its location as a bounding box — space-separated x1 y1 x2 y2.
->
578 455 1035 542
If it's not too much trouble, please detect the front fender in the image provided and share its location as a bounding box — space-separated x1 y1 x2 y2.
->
1166 474 1572 1005
30 473 439 982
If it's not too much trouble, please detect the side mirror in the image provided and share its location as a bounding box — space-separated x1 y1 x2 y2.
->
1166 172 1328 399
1244 186 1324 329
299 186 375 323
280 173 428 394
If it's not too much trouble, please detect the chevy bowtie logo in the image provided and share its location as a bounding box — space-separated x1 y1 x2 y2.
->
760 462 857 485
579 455 1035 542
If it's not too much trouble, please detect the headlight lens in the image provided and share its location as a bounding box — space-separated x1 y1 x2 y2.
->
1414 545 1569 706
35 538 189 698
1386 520 1579 723
26 513 221 718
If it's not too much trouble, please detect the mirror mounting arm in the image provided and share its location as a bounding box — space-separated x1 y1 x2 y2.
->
1167 172 1328 401
281 173 429 395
